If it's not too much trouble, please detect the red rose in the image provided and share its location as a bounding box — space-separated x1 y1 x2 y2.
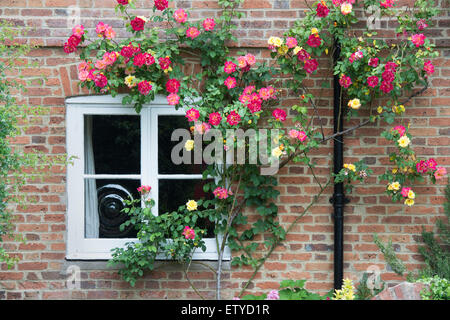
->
138 80 152 95
307 34 322 48
304 59 318 74
154 0 168 11
166 79 181 94
296 48 310 62
121 46 135 58
67 34 81 48
380 81 393 93
117 0 129 5
94 73 108 88
144 53 155 66
316 2 329 18
367 76 379 88
63 42 76 54
158 57 171 70
133 53 146 67
131 17 145 31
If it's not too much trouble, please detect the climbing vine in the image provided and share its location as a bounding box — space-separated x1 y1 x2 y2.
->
63 0 445 299
0 21 69 268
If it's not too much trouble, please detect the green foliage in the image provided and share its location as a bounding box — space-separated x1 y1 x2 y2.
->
417 179 450 280
0 21 68 268
417 276 450 300
241 279 332 300
333 160 373 194
108 197 207 286
65 0 442 298
373 233 408 277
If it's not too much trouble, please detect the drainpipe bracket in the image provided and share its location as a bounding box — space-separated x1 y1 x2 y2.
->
328 195 350 205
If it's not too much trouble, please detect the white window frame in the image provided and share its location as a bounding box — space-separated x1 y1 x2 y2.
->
66 94 229 261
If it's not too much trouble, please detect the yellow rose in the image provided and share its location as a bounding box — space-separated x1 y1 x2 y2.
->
124 75 136 88
184 139 194 151
272 37 283 47
271 147 283 158
404 198 414 206
389 181 400 191
377 106 383 114
277 44 289 55
343 163 356 172
408 190 415 199
397 135 411 148
293 46 302 55
348 98 361 110
186 200 198 211
311 28 319 35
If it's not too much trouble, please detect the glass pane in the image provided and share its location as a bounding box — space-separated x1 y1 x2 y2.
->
85 115 140 175
158 115 207 174
158 179 214 237
84 179 140 239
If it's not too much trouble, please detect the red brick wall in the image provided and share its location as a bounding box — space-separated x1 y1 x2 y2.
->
0 0 449 299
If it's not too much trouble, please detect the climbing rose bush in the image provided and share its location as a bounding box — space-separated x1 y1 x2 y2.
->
62 0 445 298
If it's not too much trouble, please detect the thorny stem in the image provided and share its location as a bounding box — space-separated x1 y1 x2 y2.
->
216 170 243 299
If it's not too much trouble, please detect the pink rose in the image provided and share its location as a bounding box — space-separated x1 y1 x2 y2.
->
173 9 187 23
167 93 180 105
224 76 237 89
272 108 287 122
226 110 241 126
286 37 298 49
182 226 195 240
411 33 426 47
186 27 200 39
202 18 216 31
416 19 428 31
138 80 152 95
416 160 428 174
297 131 307 142
339 75 352 88
137 185 151 193
208 112 222 126
186 108 200 122
423 60 434 75
224 61 237 74
434 167 447 180
427 158 437 170
166 78 181 94
401 187 411 198
393 125 406 136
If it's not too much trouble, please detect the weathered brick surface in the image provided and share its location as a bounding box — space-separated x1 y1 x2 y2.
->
372 282 428 300
0 0 449 300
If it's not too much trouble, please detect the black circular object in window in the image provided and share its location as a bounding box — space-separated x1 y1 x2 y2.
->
97 184 137 238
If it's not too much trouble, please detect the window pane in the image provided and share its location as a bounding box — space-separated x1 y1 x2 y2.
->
85 178 140 239
158 179 214 237
158 115 206 174
85 115 140 175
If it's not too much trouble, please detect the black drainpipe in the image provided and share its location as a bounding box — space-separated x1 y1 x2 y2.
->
330 38 349 290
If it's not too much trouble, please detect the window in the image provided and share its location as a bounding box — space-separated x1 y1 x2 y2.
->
66 95 228 260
